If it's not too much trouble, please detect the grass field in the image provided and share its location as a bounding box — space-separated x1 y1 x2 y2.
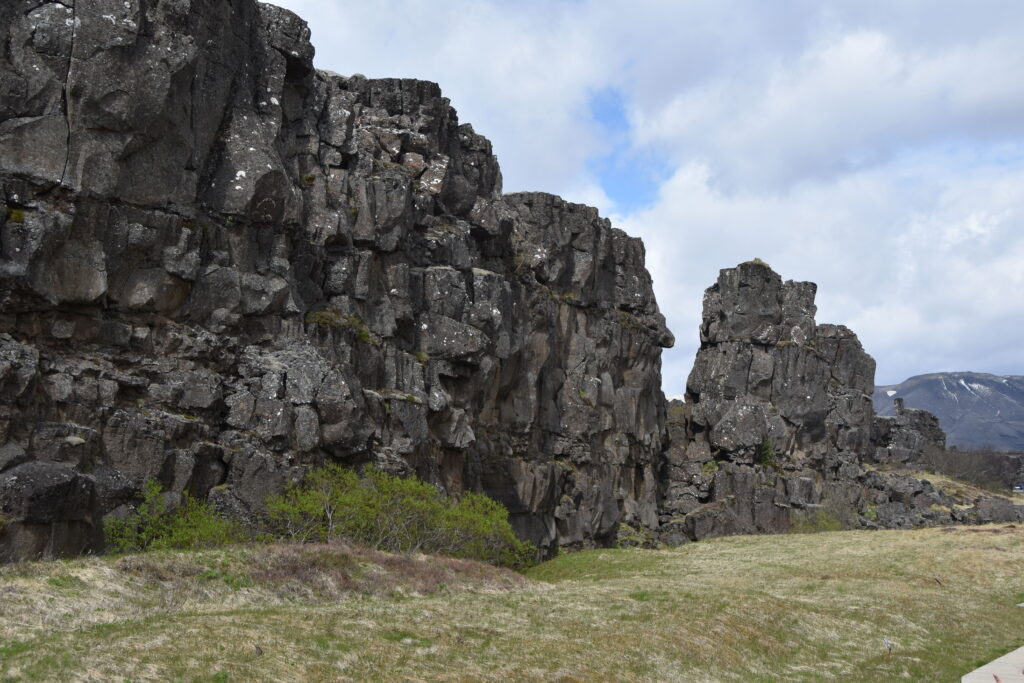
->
1 526 1022 681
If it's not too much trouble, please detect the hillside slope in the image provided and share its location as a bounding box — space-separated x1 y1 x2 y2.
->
874 372 1024 451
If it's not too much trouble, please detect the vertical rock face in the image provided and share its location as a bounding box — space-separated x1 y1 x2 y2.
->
871 398 947 467
659 262 1022 542
660 261 876 541
0 0 672 561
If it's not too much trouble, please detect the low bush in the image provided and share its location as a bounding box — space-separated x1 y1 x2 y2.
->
922 446 1021 493
266 464 536 568
790 509 843 534
105 480 245 553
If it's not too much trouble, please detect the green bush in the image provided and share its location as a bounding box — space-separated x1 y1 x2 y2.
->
790 509 843 534
755 437 779 468
105 480 245 553
266 464 536 569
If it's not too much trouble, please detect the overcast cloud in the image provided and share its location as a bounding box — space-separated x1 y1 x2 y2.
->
272 0 1024 394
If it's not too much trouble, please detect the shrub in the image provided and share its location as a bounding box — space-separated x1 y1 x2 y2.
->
266 464 536 568
105 480 245 553
790 509 842 534
755 437 779 468
921 446 1020 493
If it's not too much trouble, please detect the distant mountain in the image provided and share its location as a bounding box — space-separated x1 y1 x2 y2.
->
874 373 1024 451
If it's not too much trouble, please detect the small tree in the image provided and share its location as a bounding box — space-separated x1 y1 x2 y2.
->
755 437 779 468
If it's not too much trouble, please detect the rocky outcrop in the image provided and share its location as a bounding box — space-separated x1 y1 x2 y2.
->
871 397 946 466
2 0 1017 564
658 262 1023 543
658 262 875 541
0 0 671 561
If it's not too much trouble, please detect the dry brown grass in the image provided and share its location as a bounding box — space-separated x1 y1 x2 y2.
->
1 528 1022 681
0 542 524 648
908 469 1019 502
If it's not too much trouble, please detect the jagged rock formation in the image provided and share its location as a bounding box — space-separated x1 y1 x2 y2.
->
0 0 671 561
658 262 875 541
658 262 1023 543
875 373 1024 451
870 398 946 466
1 0 1018 564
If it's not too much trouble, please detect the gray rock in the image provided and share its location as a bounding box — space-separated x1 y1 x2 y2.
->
660 262 877 540
658 261 985 542
0 0 671 560
0 443 28 473
0 461 98 562
870 397 947 467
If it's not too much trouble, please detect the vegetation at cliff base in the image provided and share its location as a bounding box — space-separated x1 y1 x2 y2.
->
2 525 1022 681
104 465 535 570
104 480 245 553
265 463 536 568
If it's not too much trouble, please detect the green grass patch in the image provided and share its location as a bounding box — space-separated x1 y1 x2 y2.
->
790 508 843 533
45 574 87 590
380 630 433 647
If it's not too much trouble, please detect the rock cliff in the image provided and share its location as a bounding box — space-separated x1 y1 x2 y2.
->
1 0 1017 563
0 0 672 560
658 262 1023 543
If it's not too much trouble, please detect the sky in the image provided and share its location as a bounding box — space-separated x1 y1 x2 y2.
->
271 0 1024 396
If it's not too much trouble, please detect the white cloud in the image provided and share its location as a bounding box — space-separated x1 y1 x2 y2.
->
629 29 1024 192
269 0 615 201
271 0 1024 394
622 156 1024 392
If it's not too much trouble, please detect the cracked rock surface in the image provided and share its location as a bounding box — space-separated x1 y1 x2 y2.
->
2 1 1013 563
658 262 1022 544
0 0 672 560
871 397 947 467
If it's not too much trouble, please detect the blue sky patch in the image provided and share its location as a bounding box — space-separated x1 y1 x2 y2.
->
587 88 671 213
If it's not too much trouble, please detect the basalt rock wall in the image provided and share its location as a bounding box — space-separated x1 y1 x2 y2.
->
0 0 672 561
659 262 875 541
659 262 1023 544
871 397 947 467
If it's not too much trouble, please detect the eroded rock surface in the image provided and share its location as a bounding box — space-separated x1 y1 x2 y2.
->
2 0 1014 563
658 262 875 541
658 262 1023 543
0 0 671 560
871 397 947 467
